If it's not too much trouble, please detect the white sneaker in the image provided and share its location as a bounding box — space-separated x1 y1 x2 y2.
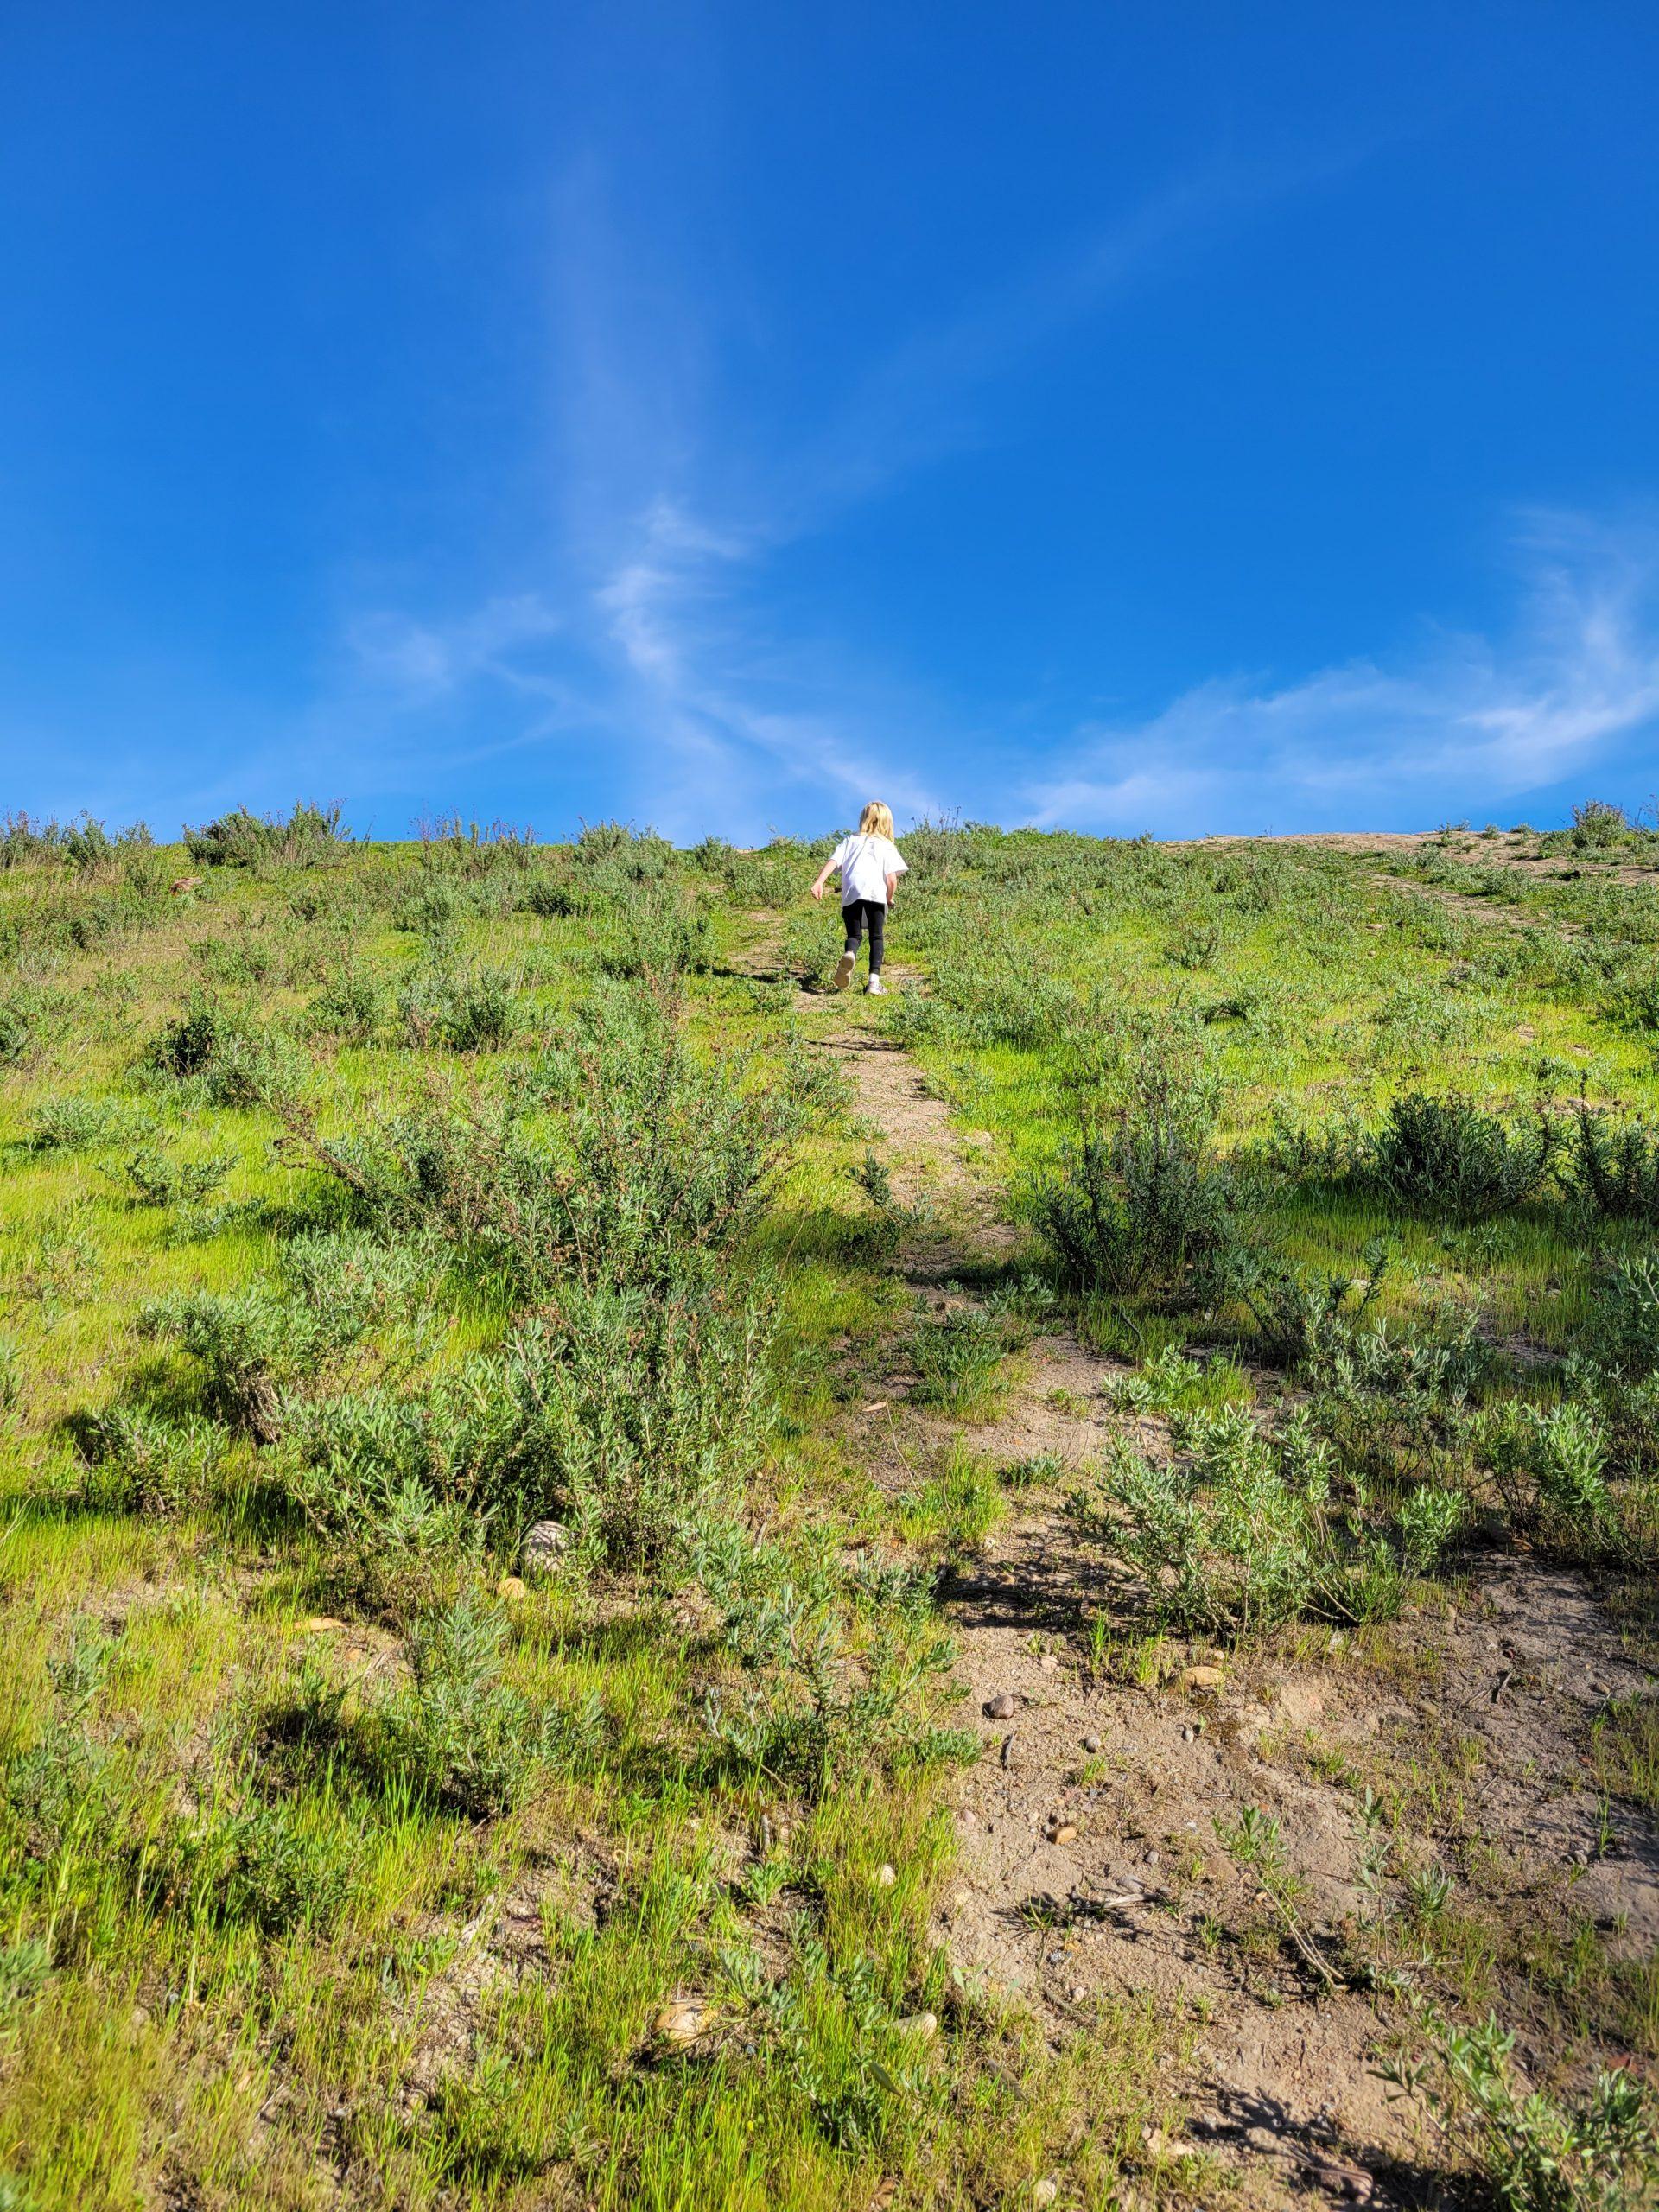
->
866 976 886 995
832 951 855 991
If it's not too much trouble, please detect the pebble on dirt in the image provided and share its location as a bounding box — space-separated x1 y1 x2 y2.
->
984 1692 1018 1719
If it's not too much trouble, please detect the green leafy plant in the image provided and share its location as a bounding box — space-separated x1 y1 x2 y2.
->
1365 1091 1558 1217
1380 2006 1659 2211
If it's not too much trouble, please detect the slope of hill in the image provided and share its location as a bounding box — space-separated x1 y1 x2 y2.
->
3 808 1659 2209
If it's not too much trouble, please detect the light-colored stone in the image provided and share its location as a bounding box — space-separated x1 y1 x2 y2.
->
875 1863 897 1888
653 1997 710 2044
895 2011 938 2040
521 1518 571 1579
1179 1664 1224 1689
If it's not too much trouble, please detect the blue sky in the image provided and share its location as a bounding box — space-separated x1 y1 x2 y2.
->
3 3 1656 842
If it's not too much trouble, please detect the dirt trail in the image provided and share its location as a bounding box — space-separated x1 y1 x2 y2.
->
798 980 1659 2210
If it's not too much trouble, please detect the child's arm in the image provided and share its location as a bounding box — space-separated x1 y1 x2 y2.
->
810 859 836 901
885 871 899 906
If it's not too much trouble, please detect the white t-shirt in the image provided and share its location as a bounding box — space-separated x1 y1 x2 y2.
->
830 832 908 909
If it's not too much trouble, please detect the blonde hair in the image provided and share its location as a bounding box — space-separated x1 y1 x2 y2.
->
858 800 894 839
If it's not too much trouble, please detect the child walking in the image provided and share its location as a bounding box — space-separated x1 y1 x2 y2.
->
810 801 908 994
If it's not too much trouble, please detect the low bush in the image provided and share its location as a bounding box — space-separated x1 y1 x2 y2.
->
1306 1306 1491 1489
23 1096 132 1153
142 1281 362 1441
1477 1401 1623 1557
1234 1247 1388 1370
1026 1054 1246 1308
701 1535 974 1799
1560 1106 1659 1221
909 1302 1020 1416
308 967 391 1041
0 993 36 1065
109 1147 232 1208
1364 1091 1557 1217
185 802 346 868
76 1407 227 1513
396 966 520 1052
1379 2004 1659 2212
601 885 712 980
509 1281 776 1568
1074 1408 1407 1638
149 1797 361 1936
365 1593 602 1817
148 991 302 1108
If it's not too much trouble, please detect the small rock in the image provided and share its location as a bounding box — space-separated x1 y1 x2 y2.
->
1181 1726 1193 1743
521 1518 570 1580
1144 1849 1160 1869
896 2011 938 2040
959 1809 977 1830
1051 1822 1078 1847
1038 1653 1058 1674
1033 2180 1059 2208
496 1574 528 1600
1180 1664 1224 1690
985 1692 1018 1719
301 1616 345 1633
1082 1732 1101 1754
653 1997 710 2044
875 1863 897 1888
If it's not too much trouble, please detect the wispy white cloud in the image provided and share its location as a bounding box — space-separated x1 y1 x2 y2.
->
316 156 1292 840
346 594 564 701
1028 514 1659 833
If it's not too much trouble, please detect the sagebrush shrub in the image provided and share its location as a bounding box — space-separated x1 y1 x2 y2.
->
24 1095 130 1152
1560 1106 1659 1221
700 1534 973 1798
111 1147 232 1208
308 967 390 1041
909 1302 1020 1415
601 885 712 980
1027 1053 1245 1307
143 1282 359 1441
185 802 346 868
1076 1408 1399 1637
396 965 520 1052
1365 1091 1557 1217
77 1407 226 1513
1380 2004 1659 2212
149 991 300 1107
367 1593 602 1817
149 1798 360 1935
509 1281 776 1567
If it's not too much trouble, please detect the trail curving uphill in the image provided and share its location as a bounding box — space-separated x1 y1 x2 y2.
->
798 977 1659 2210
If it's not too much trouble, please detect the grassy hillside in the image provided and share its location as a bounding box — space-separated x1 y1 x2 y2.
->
5 804 1659 2209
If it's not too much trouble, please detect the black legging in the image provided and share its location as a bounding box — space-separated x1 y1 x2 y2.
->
842 898 887 974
